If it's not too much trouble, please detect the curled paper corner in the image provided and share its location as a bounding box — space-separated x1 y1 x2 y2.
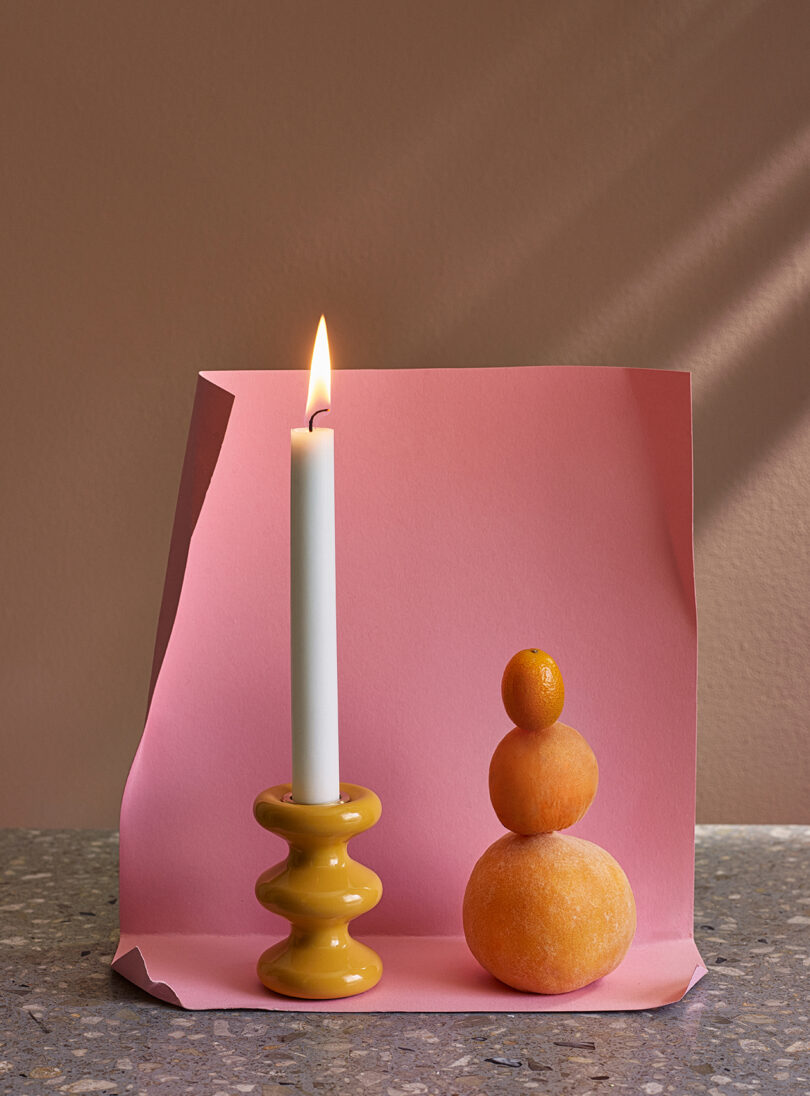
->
639 942 708 1008
683 960 709 997
112 942 183 1008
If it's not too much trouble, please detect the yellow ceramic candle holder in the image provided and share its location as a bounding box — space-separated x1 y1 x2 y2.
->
253 782 383 1000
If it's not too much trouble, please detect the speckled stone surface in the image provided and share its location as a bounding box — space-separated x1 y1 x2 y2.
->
1 826 808 1095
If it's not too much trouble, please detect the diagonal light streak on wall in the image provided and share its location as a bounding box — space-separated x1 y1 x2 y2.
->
400 0 762 357
689 223 810 529
676 222 810 381
546 123 810 365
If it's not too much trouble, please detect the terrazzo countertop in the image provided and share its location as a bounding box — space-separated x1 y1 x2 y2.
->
1 826 808 1095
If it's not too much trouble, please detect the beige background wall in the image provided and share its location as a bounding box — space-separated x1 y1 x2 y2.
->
2 1 808 827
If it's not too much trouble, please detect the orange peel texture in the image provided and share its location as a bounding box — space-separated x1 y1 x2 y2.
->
488 721 598 834
501 648 564 732
463 832 636 994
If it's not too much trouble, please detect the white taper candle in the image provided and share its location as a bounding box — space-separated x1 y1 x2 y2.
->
289 318 340 804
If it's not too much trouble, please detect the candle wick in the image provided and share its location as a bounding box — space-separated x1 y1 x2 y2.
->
308 408 330 432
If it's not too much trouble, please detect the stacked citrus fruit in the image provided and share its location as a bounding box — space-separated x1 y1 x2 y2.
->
463 649 636 995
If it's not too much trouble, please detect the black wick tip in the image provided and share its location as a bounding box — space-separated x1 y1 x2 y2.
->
308 407 330 431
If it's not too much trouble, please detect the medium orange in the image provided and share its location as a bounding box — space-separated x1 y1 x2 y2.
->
463 831 636 994
489 721 598 834
501 648 564 731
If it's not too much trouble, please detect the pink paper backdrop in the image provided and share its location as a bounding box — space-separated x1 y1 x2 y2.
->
115 366 703 1010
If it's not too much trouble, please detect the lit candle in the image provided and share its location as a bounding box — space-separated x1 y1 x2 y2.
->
290 316 340 804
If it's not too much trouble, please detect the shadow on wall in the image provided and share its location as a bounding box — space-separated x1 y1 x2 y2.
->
429 3 810 532
309 0 810 528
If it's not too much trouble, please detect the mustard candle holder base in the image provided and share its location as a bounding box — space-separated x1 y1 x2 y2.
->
253 782 383 1000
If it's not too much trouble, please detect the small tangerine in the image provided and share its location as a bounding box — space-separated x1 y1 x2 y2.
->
501 648 564 731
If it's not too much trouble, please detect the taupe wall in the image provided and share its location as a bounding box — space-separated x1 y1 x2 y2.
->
2 1 808 826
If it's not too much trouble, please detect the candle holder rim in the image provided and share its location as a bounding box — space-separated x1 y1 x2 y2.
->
253 782 382 835
280 790 350 805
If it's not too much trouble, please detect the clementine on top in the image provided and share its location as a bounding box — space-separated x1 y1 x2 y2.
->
501 648 564 731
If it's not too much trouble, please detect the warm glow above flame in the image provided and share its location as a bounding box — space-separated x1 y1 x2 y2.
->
305 315 331 423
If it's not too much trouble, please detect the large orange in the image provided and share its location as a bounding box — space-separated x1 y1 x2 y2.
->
501 648 564 731
463 831 636 994
489 721 598 834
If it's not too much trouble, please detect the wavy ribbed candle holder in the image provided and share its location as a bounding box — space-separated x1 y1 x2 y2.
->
253 782 383 1000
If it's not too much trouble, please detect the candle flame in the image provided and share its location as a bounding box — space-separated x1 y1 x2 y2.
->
306 315 331 424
